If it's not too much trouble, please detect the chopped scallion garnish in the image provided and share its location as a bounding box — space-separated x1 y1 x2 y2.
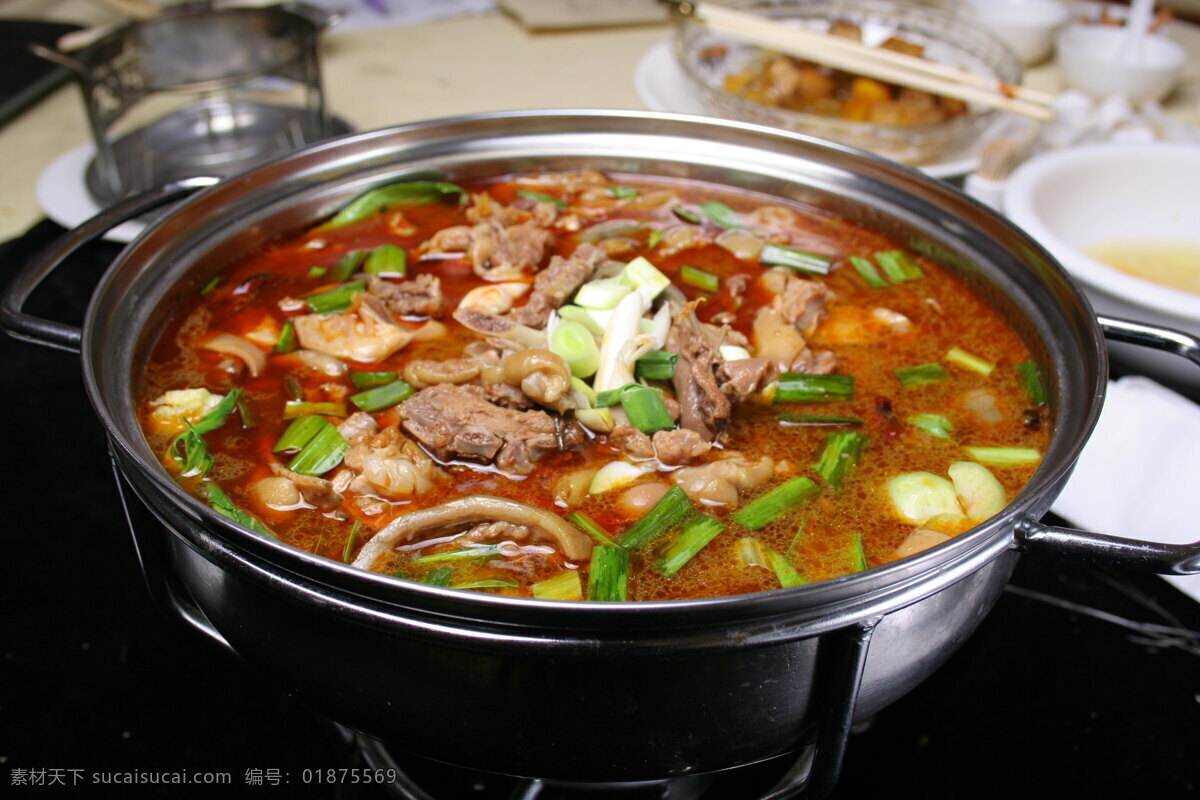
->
658 513 725 577
648 230 664 248
192 387 242 435
549 320 601 379
452 580 520 591
607 185 639 199
874 250 923 282
778 413 863 426
895 363 948 388
422 566 454 586
963 446 1042 466
364 244 407 277
284 374 303 401
342 520 361 564
323 181 465 230
587 544 630 601
565 511 619 547
200 483 275 538
621 385 675 434
945 347 995 376
849 255 889 288
813 431 866 491
517 189 567 208
329 250 366 283
775 373 855 403
761 243 833 275
1015 359 1048 406
275 320 296 354
532 571 584 601
273 414 328 453
307 266 328 279
848 531 868 572
768 548 808 587
618 485 693 550
305 280 367 314
699 200 741 229
635 350 678 381
413 543 505 564
730 477 819 530
350 371 398 389
680 265 719 292
283 400 348 419
350 380 414 413
169 424 213 478
907 413 954 439
287 421 349 476
199 275 223 296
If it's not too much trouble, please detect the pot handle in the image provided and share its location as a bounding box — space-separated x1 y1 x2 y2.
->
0 177 214 353
1017 314 1200 574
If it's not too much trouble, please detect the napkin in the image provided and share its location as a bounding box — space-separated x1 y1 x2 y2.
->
1051 376 1200 603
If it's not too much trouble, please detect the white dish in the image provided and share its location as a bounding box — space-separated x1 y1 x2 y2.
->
1056 23 1188 105
964 0 1070 66
634 39 997 181
1004 142 1200 390
36 143 145 244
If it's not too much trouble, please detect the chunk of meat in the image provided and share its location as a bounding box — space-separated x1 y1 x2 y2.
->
367 274 443 318
338 411 380 445
293 293 412 363
773 271 830 334
422 218 555 282
672 454 775 507
342 425 445 499
270 462 344 510
507 243 606 327
718 358 777 401
402 357 481 389
752 272 836 374
651 428 712 466
397 384 584 475
666 308 731 442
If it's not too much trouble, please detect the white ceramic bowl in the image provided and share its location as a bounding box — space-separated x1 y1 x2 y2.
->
964 0 1069 65
1004 142 1200 391
1056 24 1188 104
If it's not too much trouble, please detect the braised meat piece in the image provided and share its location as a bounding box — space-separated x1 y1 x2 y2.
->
507 244 606 328
367 274 444 318
666 309 731 443
397 384 584 475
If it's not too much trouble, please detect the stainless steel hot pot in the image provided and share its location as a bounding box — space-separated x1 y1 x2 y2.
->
5 112 1199 795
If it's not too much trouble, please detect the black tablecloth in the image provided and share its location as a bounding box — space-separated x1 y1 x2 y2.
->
1 221 1197 798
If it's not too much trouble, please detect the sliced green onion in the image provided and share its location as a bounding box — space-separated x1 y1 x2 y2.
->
587 544 630 601
169 424 213 478
192 387 242 435
236 394 255 429
608 185 639 199
275 320 296 354
813 431 866 490
532 571 583 601
575 279 631 310
452 580 519 591
201 483 274 538
342 520 361 564
284 400 348 419
329 249 366 283
680 265 719 292
413 543 504 564
565 511 619 547
761 243 833 275
576 219 647 243
874 250 923 282
284 374 304 401
305 280 367 314
307 266 328 279
557 305 605 336
699 200 740 229
963 446 1042 466
421 566 454 587
648 230 665 248
672 205 702 224
778 413 863 426
617 256 671 304
593 382 641 408
768 548 808 587
848 531 868 572
775 373 856 403
1015 359 1048 406
273 414 328 453
199 275 223 296
907 413 954 439
550 320 601 379
895 363 948 388
350 380 414 413
350 371 398 389
731 477 819 530
618 485 694 550
945 347 995 376
621 385 675 434
849 255 889 288
570 376 597 408
364 244 408 277
517 189 567 207
635 350 678 381
323 181 465 229
287 422 349 476
658 513 725 577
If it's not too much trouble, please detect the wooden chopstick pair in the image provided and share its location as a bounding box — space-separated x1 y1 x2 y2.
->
675 1 1057 121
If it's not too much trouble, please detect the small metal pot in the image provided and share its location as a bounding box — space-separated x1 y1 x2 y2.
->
4 112 1198 795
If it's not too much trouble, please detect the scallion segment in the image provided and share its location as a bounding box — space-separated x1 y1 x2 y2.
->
658 513 725 578
680 265 719 292
192 387 242 435
608 185 639 199
671 205 701 224
275 320 296 354
323 181 465 229
169 424 213 478
761 243 833 275
201 483 275 538
849 531 869 572
273 414 329 453
778 413 863 426
731 477 819 530
813 431 866 490
907 413 954 439
350 371 398 389
775 373 856 403
874 250 923 282
342 520 361 564
621 385 675 434
1015 359 1048 406
635 350 678 381
350 380 414 413
517 189 567 207
364 244 407 277
699 200 741 229
768 548 808 587
963 446 1042 466
287 421 349 476
618 486 693 550
588 544 630 602
565 511 619 547
421 566 454 587
329 250 366 283
549 320 601 379
305 280 367 314
199 276 223 296
945 347 995 376
531 571 584 600
284 375 303 401
283 400 348 419
413 544 504 564
895 363 948 388
452 580 520 591
849 255 889 288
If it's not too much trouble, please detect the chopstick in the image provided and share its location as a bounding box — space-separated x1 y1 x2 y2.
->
677 1 1057 121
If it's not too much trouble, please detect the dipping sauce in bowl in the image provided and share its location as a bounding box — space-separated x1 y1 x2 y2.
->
1084 238 1200 296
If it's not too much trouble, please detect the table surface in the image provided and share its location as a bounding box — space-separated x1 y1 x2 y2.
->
2 0 1200 242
